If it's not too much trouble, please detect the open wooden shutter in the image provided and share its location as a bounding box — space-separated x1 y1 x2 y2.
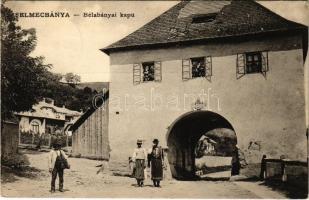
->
205 56 212 82
154 61 162 82
236 53 246 79
261 51 268 78
133 63 141 85
182 59 191 81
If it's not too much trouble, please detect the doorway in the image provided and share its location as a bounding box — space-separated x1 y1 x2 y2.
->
166 111 237 180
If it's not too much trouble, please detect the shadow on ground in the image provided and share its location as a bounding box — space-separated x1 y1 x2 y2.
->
232 175 308 199
1 164 42 183
198 177 230 181
259 179 308 199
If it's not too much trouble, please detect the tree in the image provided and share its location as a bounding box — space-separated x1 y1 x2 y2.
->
1 5 51 120
64 72 81 86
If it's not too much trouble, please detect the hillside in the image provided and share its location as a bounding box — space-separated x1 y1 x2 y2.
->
76 82 109 93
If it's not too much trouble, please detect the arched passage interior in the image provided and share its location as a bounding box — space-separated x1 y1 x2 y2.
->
166 110 236 180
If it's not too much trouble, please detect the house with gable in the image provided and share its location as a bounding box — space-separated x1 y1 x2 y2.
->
16 98 82 143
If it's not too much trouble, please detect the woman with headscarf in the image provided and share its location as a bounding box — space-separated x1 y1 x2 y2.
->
132 139 147 187
148 139 164 187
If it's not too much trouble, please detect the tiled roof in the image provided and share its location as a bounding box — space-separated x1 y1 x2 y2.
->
16 100 82 120
101 0 307 54
35 101 81 116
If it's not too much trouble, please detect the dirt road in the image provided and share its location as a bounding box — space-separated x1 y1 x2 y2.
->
1 150 286 198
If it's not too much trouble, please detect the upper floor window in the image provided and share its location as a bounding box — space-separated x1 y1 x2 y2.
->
237 51 268 79
246 52 262 74
191 57 206 78
142 62 155 82
182 56 212 82
133 61 161 85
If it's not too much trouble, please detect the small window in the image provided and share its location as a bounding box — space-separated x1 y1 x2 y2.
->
31 121 39 134
192 13 217 23
133 61 161 85
236 51 268 79
191 57 205 78
182 56 212 81
142 62 155 82
245 52 262 74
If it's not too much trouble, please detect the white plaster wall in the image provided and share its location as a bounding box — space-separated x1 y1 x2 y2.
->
108 48 306 163
19 116 30 132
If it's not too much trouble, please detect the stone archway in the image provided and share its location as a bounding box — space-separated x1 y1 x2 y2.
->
166 110 236 180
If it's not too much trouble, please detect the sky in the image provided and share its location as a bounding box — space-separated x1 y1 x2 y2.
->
5 1 309 82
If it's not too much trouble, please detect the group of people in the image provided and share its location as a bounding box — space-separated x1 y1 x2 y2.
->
132 138 165 187
47 138 165 192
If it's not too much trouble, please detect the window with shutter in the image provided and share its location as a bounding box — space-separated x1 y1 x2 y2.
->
183 56 212 81
142 62 155 82
191 57 206 78
154 61 162 82
246 52 262 74
133 63 141 85
133 61 162 84
182 59 191 80
237 51 269 79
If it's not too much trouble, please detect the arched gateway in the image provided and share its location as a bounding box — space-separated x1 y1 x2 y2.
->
166 110 236 180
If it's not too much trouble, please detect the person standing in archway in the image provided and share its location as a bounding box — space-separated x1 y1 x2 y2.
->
231 145 240 176
148 139 164 187
132 139 147 187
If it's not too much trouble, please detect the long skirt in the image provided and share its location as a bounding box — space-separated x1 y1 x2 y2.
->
135 159 145 180
151 158 163 180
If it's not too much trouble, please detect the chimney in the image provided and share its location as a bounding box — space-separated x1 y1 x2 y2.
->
51 100 54 105
62 105 65 108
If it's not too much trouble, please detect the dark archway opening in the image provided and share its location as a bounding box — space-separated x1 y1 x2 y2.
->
166 110 236 180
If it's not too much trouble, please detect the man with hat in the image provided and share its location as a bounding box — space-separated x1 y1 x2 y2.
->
132 139 147 187
48 140 69 192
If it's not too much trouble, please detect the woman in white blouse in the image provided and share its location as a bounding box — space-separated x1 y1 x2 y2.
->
132 139 147 187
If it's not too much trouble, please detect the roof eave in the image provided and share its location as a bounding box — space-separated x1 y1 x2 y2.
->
101 27 307 56
100 48 110 56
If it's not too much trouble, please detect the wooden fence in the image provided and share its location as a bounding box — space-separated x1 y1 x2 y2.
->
262 158 307 183
19 131 72 149
1 121 19 158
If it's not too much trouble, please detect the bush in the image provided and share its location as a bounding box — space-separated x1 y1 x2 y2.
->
50 134 70 148
34 133 50 148
1 153 30 169
20 131 34 145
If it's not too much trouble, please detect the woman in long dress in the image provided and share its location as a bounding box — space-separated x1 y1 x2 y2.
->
132 140 147 187
148 139 164 187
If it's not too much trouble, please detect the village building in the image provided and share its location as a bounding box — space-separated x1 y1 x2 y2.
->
16 98 82 137
70 88 110 160
195 135 217 157
101 1 308 179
